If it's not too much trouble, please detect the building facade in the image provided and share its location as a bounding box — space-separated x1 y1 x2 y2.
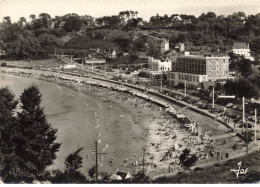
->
119 10 138 25
232 43 255 61
167 55 229 88
148 57 172 71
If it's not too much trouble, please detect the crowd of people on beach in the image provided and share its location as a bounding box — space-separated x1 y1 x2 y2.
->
0 67 235 176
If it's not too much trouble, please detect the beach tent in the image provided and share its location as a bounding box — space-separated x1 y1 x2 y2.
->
198 81 215 91
195 101 203 106
109 174 122 181
115 171 132 180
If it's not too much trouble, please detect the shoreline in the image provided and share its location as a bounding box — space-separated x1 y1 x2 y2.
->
0 67 257 179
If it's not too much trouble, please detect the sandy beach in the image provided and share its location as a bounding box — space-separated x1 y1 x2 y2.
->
0 67 247 179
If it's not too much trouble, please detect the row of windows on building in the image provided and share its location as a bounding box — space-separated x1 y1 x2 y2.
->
209 70 218 75
168 73 200 82
234 50 249 53
208 70 228 76
160 67 170 71
208 64 226 70
173 63 206 75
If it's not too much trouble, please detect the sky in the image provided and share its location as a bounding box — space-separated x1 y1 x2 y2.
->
0 0 260 22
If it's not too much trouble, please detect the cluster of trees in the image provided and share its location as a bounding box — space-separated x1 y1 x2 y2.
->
0 14 63 59
224 77 259 99
1 11 260 61
223 52 260 100
150 12 260 57
0 85 199 183
0 85 99 183
0 85 61 183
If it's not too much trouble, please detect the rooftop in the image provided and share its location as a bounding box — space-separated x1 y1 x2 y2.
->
233 43 249 49
178 55 229 59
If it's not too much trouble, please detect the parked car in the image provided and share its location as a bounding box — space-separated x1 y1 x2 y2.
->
209 109 218 114
191 99 198 104
187 99 193 104
248 116 255 122
237 106 243 111
238 122 253 128
199 103 209 109
225 103 233 108
232 105 238 109
226 114 237 119
195 101 203 107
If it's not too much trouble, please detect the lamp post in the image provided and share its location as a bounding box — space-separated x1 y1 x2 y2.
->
255 109 257 145
160 74 163 92
212 86 215 109
242 97 248 156
184 80 187 98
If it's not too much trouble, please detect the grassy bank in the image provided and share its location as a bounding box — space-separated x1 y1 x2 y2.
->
1 59 64 68
154 150 260 183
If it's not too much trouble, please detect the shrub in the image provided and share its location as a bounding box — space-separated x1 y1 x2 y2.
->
1 62 7 67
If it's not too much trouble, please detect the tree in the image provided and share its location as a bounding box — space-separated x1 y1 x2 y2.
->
224 78 259 99
0 87 18 125
228 52 240 71
64 16 83 32
238 57 253 77
228 52 253 77
248 73 260 89
38 34 62 55
0 87 34 183
51 147 87 183
65 147 83 172
125 19 139 30
0 87 19 182
147 42 161 58
206 12 217 19
179 148 198 168
39 13 51 20
18 17 27 27
88 165 96 179
3 16 11 24
114 38 131 52
15 85 61 180
29 14 36 21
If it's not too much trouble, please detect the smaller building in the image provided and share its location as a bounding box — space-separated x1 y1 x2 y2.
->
119 10 138 25
84 58 106 64
104 49 116 59
170 14 182 23
175 43 185 52
232 43 255 61
60 64 76 69
148 57 172 71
